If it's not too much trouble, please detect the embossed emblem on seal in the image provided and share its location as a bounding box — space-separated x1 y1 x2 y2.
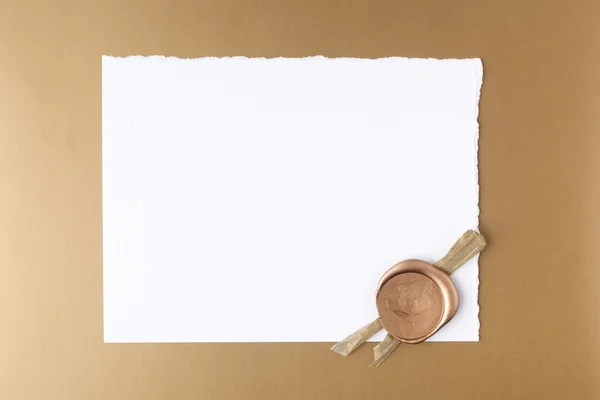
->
376 272 444 340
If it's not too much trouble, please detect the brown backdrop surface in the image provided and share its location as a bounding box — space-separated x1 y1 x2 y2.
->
2 0 600 398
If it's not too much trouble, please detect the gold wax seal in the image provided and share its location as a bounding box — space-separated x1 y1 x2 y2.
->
375 260 458 343
331 230 487 366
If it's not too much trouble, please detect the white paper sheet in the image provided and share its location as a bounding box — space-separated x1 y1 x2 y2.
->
102 56 482 343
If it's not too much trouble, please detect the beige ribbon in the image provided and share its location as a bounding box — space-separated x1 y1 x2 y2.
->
330 230 486 367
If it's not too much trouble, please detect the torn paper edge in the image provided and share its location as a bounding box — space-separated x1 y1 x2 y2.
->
473 58 483 341
101 55 482 64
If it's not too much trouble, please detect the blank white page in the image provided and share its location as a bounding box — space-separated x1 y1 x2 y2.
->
102 56 483 343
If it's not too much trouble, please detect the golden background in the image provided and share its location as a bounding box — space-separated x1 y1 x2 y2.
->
1 0 600 398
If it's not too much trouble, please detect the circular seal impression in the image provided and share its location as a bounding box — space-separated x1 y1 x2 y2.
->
375 259 459 344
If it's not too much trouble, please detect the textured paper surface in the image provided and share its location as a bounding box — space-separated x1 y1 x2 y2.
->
102 56 482 342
